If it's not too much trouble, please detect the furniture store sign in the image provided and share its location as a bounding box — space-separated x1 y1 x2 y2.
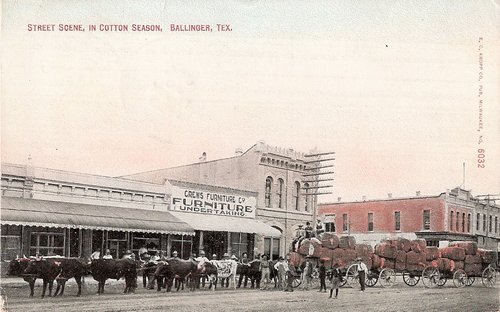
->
171 186 256 218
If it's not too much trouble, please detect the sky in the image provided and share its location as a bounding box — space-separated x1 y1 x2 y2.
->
1 1 499 202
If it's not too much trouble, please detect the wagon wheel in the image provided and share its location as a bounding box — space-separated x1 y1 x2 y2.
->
452 269 467 288
464 276 475 286
339 278 347 287
481 266 497 288
402 271 420 286
345 264 359 288
379 268 396 288
421 266 440 288
365 271 378 287
436 276 447 286
291 276 302 288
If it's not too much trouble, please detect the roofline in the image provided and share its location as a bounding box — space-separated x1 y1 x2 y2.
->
319 193 445 206
119 144 257 178
1 162 166 188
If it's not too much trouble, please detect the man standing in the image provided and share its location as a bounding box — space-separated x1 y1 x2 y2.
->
284 256 295 292
318 259 327 292
259 254 271 290
356 258 368 291
274 256 286 290
238 252 249 288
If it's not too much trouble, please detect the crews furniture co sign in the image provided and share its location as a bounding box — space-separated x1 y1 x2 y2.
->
171 186 256 218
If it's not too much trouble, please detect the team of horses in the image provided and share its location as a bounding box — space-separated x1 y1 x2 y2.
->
7 256 276 298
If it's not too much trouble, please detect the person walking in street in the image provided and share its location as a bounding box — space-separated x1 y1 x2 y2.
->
318 259 327 292
301 258 313 290
356 258 368 291
329 263 342 299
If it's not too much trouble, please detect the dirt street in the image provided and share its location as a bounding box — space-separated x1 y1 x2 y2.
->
1 277 498 312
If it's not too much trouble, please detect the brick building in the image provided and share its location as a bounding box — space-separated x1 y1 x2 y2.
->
122 141 317 259
318 188 500 253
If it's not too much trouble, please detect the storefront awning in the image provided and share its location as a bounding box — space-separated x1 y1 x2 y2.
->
1 197 195 235
170 212 282 237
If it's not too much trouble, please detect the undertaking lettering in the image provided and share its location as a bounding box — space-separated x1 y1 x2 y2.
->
171 187 256 218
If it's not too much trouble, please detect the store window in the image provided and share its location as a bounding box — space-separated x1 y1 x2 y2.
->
368 213 374 232
264 237 280 261
265 177 273 207
171 235 193 259
395 211 401 231
132 233 160 254
277 179 284 209
107 231 128 259
1 225 22 261
231 233 249 259
30 228 65 256
423 210 430 230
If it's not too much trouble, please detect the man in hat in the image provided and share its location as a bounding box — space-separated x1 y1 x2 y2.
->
220 253 230 288
356 258 368 291
292 225 305 252
259 254 271 290
304 222 313 239
103 249 113 259
315 219 324 236
196 250 210 288
171 250 179 260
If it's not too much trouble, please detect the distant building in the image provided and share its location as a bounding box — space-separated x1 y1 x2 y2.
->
318 188 500 252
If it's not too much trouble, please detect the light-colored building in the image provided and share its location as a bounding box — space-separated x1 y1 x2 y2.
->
122 141 317 259
1 162 194 274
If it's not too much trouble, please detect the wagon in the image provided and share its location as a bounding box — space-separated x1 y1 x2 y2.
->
420 264 497 288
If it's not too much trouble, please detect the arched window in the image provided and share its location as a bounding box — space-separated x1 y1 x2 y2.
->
293 182 300 210
277 178 284 208
265 177 273 207
304 182 309 211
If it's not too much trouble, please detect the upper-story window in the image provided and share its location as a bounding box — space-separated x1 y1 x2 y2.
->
483 214 486 232
265 177 273 207
456 212 460 232
476 213 480 231
395 211 401 231
423 210 430 230
342 214 348 232
277 179 284 209
450 211 454 231
293 182 300 210
462 212 465 232
368 213 374 232
467 213 471 233
304 182 309 211
489 215 492 233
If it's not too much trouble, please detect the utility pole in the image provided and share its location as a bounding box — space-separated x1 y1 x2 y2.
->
303 151 335 225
